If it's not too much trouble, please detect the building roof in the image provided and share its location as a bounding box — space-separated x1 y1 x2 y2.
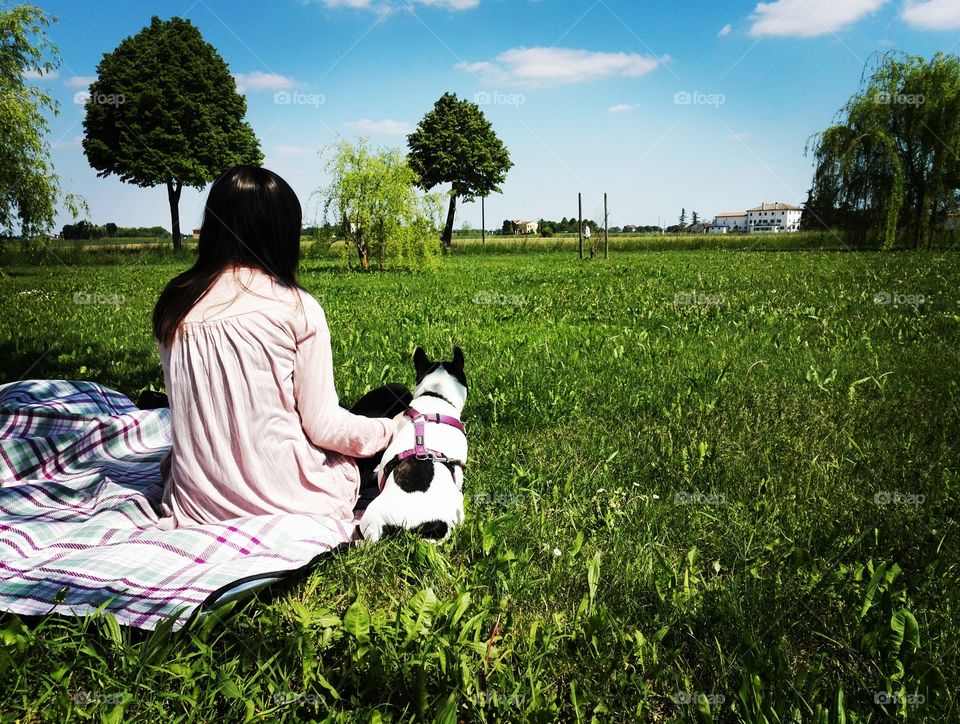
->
746 202 802 211
715 212 746 217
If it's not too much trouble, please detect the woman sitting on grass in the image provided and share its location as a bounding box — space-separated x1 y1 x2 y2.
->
153 165 409 529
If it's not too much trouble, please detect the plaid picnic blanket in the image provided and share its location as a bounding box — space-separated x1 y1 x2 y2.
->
0 379 356 630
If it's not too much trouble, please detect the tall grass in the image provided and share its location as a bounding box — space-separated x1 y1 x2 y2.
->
0 249 957 721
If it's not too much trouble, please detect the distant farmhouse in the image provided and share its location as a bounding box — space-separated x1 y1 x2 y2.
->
710 212 748 233
710 202 802 233
502 219 538 235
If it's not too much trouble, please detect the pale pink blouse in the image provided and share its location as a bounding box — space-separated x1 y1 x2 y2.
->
156 266 393 529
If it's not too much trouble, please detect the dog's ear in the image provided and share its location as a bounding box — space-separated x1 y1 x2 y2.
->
413 347 431 377
451 346 465 373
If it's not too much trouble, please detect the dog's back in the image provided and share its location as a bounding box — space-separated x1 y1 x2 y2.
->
359 347 468 542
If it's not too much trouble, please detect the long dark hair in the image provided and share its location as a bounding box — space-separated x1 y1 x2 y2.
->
153 165 302 347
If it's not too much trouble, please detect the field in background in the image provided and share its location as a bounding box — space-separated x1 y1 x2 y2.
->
22 228 960 263
0 249 958 720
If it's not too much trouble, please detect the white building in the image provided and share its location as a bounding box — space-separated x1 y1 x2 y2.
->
746 202 802 232
710 212 747 234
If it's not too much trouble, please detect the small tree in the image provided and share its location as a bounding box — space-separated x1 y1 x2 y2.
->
407 92 513 248
679 208 687 230
320 138 442 270
82 16 262 252
0 4 83 249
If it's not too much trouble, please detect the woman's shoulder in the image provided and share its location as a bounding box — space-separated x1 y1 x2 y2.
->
183 266 313 325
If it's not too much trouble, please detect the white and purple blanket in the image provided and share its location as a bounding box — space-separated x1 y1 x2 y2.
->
0 379 356 630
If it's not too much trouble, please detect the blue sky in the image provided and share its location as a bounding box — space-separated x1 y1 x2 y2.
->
27 0 960 231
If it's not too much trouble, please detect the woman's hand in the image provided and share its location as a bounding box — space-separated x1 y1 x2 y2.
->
389 410 408 440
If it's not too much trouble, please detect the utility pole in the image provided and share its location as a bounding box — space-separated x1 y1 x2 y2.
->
604 193 609 259
578 193 583 260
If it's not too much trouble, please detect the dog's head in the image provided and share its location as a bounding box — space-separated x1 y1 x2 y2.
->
412 346 467 412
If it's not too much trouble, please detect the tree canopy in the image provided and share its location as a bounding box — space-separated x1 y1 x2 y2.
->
805 52 960 248
320 137 442 271
407 92 512 247
0 4 80 245
82 16 262 251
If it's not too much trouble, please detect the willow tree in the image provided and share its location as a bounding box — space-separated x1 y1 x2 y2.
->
407 92 512 248
321 138 442 270
1 4 82 247
82 16 262 251
805 52 960 249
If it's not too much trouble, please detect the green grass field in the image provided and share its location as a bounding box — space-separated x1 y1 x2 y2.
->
1 248 958 721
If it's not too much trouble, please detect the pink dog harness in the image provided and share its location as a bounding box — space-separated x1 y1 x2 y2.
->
379 407 467 490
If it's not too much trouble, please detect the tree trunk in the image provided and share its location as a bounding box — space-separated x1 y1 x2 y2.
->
167 180 183 253
355 236 368 270
442 194 457 248
377 219 385 270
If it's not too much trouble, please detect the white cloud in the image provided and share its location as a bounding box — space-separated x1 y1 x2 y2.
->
608 103 638 113
902 0 960 29
456 47 665 88
321 0 478 9
23 68 59 80
747 0 888 37
718 23 733 37
65 75 97 88
51 135 83 150
344 118 413 135
415 0 479 8
234 71 298 93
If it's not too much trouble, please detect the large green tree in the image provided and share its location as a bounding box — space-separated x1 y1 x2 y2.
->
0 4 81 245
82 16 262 251
407 92 512 248
805 52 960 249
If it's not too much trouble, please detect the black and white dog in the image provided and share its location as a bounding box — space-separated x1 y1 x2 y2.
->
360 347 468 542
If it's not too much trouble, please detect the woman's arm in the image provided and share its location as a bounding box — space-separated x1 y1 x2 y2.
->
293 296 394 457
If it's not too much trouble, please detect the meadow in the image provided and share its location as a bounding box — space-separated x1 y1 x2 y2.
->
0 244 958 722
